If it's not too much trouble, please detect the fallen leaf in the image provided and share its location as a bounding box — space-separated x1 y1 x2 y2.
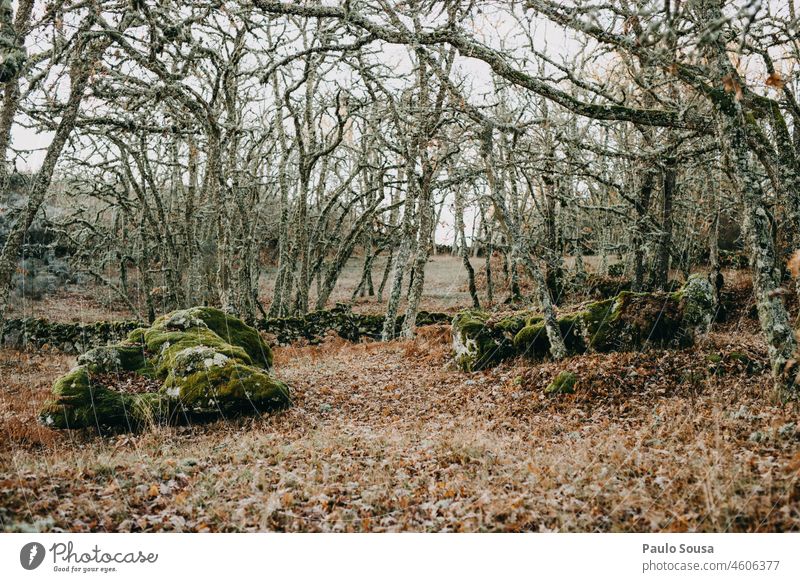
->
766 72 784 90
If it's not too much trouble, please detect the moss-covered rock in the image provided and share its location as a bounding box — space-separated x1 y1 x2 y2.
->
164 361 290 415
451 309 530 372
39 366 171 430
677 274 715 337
545 371 577 395
148 307 272 369
453 277 716 370
39 307 290 431
513 315 586 358
580 291 687 352
77 343 149 375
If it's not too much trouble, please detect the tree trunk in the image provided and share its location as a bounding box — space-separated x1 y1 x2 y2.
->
455 185 479 308
631 169 655 291
651 158 675 290
481 124 566 359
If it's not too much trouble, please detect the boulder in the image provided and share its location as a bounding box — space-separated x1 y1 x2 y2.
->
39 307 290 431
452 275 715 371
452 309 533 372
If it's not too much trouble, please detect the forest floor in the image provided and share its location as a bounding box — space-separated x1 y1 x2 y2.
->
1 257 798 532
1 311 799 531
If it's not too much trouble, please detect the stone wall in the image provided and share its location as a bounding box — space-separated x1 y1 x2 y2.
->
1 318 141 354
257 304 449 345
1 304 450 354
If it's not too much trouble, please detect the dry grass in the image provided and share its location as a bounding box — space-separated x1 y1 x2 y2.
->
258 253 480 314
1 319 798 532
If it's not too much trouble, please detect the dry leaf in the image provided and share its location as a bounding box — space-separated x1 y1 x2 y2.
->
765 72 784 90
722 74 743 101
787 250 800 279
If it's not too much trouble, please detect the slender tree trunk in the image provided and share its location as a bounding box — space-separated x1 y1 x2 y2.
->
455 184 479 308
632 169 655 291
651 159 675 290
709 206 721 312
718 113 796 394
377 246 393 303
701 0 797 395
401 180 435 337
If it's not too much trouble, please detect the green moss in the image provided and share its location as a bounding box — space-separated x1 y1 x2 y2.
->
186 307 273 369
494 313 531 336
40 307 290 432
165 361 290 414
579 291 686 352
678 274 714 334
50 366 92 403
545 371 577 395
558 314 587 353
452 309 490 335
579 298 616 351
40 366 171 430
454 277 715 371
513 322 549 357
126 327 147 345
513 313 586 360
153 328 252 378
452 309 516 372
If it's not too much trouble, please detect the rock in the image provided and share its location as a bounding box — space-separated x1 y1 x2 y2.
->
581 274 632 299
258 304 449 344
0 317 141 354
679 274 715 337
545 371 577 395
39 307 290 431
452 277 717 370
39 366 170 430
451 310 528 372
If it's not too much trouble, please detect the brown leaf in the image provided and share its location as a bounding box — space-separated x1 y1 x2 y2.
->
722 74 743 101
787 250 800 279
765 72 784 90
